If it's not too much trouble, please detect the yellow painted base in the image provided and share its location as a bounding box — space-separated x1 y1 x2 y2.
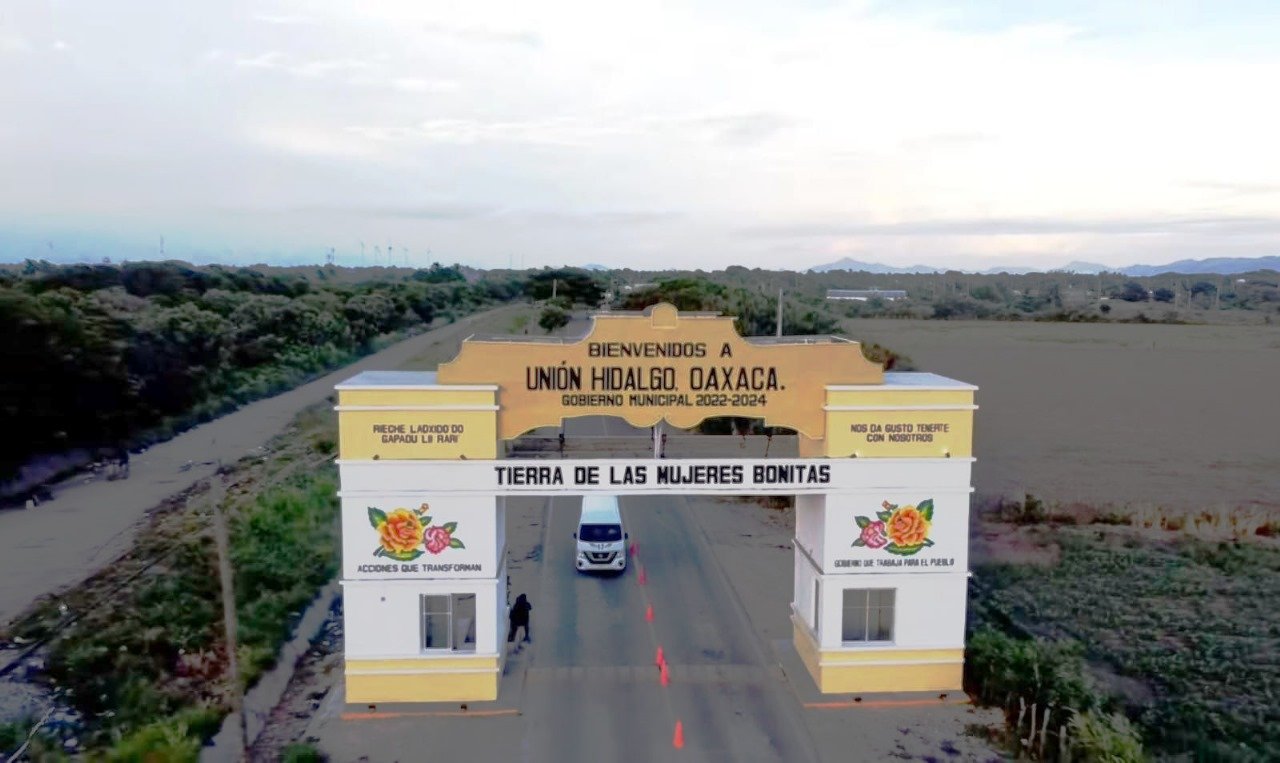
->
792 617 964 694
346 656 500 703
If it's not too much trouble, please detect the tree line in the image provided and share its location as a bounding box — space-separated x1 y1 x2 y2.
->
0 260 535 497
607 266 1279 322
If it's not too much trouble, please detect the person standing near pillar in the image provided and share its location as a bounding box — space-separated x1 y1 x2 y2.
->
508 593 532 644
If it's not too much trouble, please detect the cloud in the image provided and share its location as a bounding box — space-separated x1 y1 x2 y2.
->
345 117 632 147
251 14 319 26
422 22 541 48
898 131 996 150
235 51 287 69
5 0 1280 271
0 32 33 54
278 203 495 221
389 77 460 93
1184 180 1280 197
234 51 372 78
740 215 1280 239
289 58 371 78
493 209 681 227
692 113 796 146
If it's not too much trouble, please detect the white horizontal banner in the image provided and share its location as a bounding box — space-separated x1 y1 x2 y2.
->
338 458 972 496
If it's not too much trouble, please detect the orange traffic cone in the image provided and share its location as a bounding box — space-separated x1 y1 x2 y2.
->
660 662 670 687
645 604 654 622
655 646 665 667
673 720 684 749
637 567 647 585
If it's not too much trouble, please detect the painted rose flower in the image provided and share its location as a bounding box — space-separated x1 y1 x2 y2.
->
373 506 424 555
860 520 888 549
378 509 424 555
887 506 930 548
424 525 453 555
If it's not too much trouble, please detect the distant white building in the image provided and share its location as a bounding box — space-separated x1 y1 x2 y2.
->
827 288 907 302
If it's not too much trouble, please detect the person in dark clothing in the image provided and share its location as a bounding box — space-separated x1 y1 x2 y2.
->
508 593 532 643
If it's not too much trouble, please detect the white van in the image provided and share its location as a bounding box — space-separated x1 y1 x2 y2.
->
574 495 628 573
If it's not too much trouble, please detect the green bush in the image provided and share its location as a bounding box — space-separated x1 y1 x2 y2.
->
538 306 570 333
39 470 340 752
282 742 329 762
231 475 340 685
106 714 202 763
973 536 1280 758
1 718 31 756
965 626 1104 713
1067 710 1146 762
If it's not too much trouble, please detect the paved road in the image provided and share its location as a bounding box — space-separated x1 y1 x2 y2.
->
0 306 525 627
530 411 817 760
518 491 820 762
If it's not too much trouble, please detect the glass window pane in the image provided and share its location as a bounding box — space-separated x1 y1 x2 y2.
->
871 604 894 641
421 594 451 649
452 593 476 651
842 589 868 641
423 612 449 649
871 589 894 608
421 594 449 613
813 580 820 629
842 588 866 610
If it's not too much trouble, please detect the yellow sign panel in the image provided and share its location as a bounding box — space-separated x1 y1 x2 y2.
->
338 410 498 460
437 304 884 440
825 410 973 458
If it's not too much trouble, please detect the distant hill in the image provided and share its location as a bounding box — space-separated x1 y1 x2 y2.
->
1120 256 1280 276
583 263 611 271
808 257 942 274
1052 261 1112 274
810 255 1280 276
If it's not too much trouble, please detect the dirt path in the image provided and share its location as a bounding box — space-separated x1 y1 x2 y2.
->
0 305 529 627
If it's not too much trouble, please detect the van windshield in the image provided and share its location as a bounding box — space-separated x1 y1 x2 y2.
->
579 524 622 542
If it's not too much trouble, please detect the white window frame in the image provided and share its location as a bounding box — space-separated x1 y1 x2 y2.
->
841 588 895 644
419 593 477 653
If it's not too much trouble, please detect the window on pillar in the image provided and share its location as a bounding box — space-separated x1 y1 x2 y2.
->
420 593 477 652
841 588 895 643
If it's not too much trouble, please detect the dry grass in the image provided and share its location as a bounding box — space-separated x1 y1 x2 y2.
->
980 494 1279 543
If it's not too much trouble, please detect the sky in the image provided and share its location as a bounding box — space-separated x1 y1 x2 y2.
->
2 0 1279 271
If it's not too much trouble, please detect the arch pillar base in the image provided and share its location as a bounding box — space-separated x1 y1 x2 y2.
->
791 490 969 695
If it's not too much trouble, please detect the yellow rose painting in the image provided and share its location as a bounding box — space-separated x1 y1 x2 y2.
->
368 503 466 562
853 499 935 556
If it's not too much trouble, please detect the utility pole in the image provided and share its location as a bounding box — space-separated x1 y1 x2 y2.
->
551 279 557 301
776 288 783 337
210 470 248 762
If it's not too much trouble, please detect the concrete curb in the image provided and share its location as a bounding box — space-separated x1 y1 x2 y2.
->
201 581 341 762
